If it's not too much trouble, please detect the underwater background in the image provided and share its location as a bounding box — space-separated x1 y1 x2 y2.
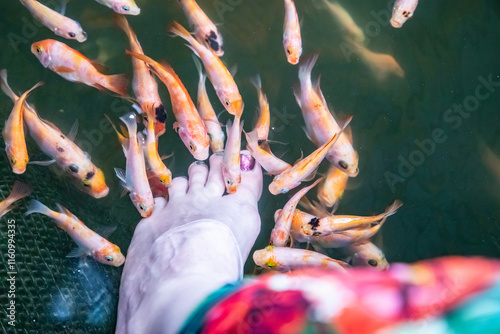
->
0 0 500 332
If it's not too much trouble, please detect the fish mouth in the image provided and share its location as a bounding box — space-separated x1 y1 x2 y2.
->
390 18 403 28
92 187 109 199
76 32 87 43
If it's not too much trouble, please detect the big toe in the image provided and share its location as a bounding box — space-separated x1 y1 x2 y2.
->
234 151 262 203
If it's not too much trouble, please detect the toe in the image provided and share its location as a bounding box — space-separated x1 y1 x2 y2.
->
188 161 209 193
205 152 225 197
234 151 262 202
168 176 188 200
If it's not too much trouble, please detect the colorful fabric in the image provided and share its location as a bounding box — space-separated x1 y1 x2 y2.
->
188 257 500 334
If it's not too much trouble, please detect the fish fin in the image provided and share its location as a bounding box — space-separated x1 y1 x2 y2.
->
89 60 108 74
266 139 289 146
173 121 180 133
185 44 200 58
385 200 403 217
8 181 32 202
137 132 146 152
0 69 19 101
53 66 75 73
311 242 328 255
58 0 69 15
292 81 302 109
167 20 194 41
249 74 262 90
330 200 340 214
119 113 138 141
311 200 330 218
28 159 56 166
25 199 51 216
67 119 79 141
225 118 233 136
66 247 86 258
126 50 157 67
114 167 127 184
229 64 238 78
344 125 353 144
132 103 142 114
104 113 129 150
298 53 319 84
303 168 318 181
55 203 73 217
313 74 329 108
103 74 128 96
94 225 117 239
301 126 313 142
160 153 174 161
193 55 206 85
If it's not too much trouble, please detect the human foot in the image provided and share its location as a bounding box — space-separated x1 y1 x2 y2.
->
116 151 262 334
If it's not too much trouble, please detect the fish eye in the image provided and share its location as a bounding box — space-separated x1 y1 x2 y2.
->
105 255 113 262
368 259 378 267
68 32 76 38
338 160 348 170
139 203 147 211
10 157 16 164
122 5 130 11
225 99 230 106
68 164 79 173
312 232 321 237
36 46 42 54
189 142 196 152
287 47 292 55
227 179 233 185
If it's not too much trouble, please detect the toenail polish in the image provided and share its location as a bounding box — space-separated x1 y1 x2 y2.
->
240 153 255 171
194 161 206 166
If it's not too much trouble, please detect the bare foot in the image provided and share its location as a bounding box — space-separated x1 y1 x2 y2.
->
116 151 262 334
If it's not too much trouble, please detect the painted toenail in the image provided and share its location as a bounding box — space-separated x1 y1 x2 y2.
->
215 152 224 157
240 153 255 171
194 161 206 166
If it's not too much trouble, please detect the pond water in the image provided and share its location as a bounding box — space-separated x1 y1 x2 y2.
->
0 0 499 332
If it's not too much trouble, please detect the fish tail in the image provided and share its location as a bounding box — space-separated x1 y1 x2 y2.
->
250 74 262 91
298 53 319 86
126 50 156 67
19 81 43 104
8 181 32 203
384 199 403 217
25 199 53 218
168 21 195 44
102 74 128 96
0 69 18 102
119 113 138 140
193 55 206 87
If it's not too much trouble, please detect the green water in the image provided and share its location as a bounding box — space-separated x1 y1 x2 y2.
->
0 0 499 332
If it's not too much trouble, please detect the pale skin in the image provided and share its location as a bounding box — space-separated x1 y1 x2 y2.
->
116 151 262 334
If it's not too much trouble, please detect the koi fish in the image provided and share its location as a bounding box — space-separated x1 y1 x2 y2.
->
290 208 320 243
94 0 140 15
20 0 87 42
268 116 350 195
321 0 365 44
283 0 302 64
350 241 389 270
317 164 348 210
391 0 419 28
0 71 108 198
245 130 291 175
115 14 166 137
194 57 224 153
294 53 359 176
222 116 242 194
31 39 128 96
140 103 172 186
178 0 224 56
253 245 349 272
271 178 322 247
168 21 243 118
0 181 32 218
112 113 154 218
3 79 42 174
249 75 270 143
301 200 403 237
25 200 125 267
356 44 405 81
126 51 210 160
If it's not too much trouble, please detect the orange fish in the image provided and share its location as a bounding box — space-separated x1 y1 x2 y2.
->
168 21 243 118
127 51 210 160
391 0 419 28
2 74 41 174
249 75 271 143
317 164 349 211
31 39 128 96
268 116 351 195
302 200 403 237
115 14 166 137
253 245 350 272
222 116 243 194
245 130 291 175
178 0 224 56
25 200 125 267
0 71 108 198
283 0 302 64
350 241 389 270
270 178 322 247
0 181 32 218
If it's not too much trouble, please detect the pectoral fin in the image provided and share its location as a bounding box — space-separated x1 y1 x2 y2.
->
53 66 75 73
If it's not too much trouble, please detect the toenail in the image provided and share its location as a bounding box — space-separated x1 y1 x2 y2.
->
240 153 255 171
214 152 224 157
194 161 206 166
